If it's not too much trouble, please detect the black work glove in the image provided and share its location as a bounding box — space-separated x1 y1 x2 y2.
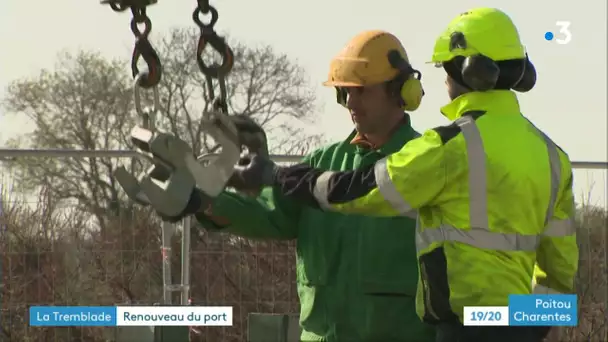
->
227 115 271 195
159 115 269 221
230 114 269 157
228 154 279 194
157 188 214 223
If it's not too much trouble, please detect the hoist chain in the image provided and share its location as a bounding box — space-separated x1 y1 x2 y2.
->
102 0 161 131
192 0 234 113
102 0 234 131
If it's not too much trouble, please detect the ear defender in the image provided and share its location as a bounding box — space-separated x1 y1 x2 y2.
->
387 50 425 111
400 71 424 111
449 32 499 91
511 55 536 92
461 54 500 91
449 32 535 93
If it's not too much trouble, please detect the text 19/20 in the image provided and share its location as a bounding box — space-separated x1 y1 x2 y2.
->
462 306 509 326
470 311 502 321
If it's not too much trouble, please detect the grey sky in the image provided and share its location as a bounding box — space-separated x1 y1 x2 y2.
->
1 0 606 207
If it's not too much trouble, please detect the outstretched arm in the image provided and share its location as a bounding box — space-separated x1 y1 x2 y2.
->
268 130 448 216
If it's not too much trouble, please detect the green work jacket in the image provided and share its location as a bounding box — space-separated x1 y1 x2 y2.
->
197 114 435 341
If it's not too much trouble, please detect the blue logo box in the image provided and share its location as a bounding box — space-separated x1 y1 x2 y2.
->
508 294 577 326
30 306 117 326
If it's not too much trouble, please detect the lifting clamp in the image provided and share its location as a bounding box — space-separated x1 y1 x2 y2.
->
113 109 241 217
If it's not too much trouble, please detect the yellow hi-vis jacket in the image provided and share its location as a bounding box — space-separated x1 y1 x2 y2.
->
270 90 579 324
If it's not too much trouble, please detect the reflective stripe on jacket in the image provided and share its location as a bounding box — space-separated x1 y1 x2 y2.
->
270 90 578 324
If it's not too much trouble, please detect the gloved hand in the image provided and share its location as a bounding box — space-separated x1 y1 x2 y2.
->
227 115 270 196
230 114 269 157
159 114 270 222
157 188 215 223
157 115 269 221
229 153 279 194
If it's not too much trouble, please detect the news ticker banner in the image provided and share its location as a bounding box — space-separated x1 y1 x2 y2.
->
29 294 575 327
30 306 233 326
464 294 577 326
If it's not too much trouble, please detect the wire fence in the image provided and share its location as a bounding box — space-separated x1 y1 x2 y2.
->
0 150 606 341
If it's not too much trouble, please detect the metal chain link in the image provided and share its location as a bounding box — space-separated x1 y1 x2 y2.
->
102 0 234 132
102 0 161 131
192 0 234 114
195 0 210 14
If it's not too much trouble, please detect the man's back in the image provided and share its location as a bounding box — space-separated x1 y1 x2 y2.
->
425 90 575 319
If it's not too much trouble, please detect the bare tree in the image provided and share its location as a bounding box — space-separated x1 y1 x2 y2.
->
1 30 321 341
156 28 322 154
2 50 135 225
1 27 321 226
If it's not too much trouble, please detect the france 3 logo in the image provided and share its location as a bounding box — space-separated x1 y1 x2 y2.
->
544 21 571 44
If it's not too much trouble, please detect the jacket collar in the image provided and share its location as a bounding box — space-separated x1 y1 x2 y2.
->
440 90 521 121
348 114 418 155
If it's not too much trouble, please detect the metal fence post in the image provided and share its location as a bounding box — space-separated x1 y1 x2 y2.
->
152 220 191 342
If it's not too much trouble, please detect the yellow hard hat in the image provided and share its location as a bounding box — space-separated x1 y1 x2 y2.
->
430 8 526 64
324 30 424 111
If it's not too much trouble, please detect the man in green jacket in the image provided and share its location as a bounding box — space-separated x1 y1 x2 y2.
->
173 30 434 341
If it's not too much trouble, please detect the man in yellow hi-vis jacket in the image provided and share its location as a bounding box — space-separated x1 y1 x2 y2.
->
227 7 579 342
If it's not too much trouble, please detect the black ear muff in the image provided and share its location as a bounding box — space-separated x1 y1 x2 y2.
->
449 31 500 92
461 55 500 91
512 56 536 93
